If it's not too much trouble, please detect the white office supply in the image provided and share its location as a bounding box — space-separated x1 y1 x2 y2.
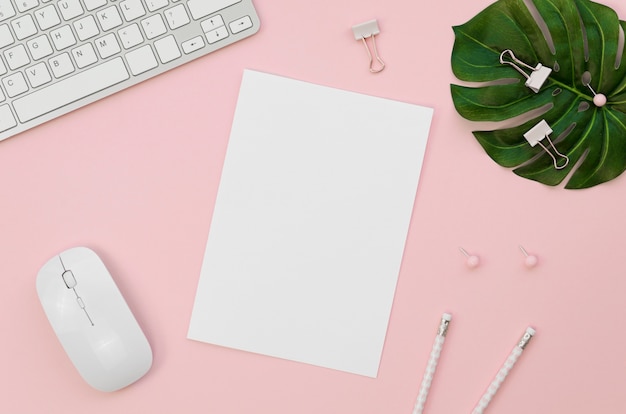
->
188 70 433 378
523 119 569 169
412 313 452 414
37 247 152 392
472 327 536 414
352 19 385 73
0 0 260 142
499 49 551 93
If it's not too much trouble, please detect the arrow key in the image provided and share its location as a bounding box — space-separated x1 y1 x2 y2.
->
229 15 252 34
206 26 228 45
182 36 205 54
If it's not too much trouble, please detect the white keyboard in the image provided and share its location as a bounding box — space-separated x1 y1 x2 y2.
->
0 0 260 142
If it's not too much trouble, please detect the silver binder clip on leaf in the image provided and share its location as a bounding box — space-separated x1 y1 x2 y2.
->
500 49 551 93
352 19 385 73
524 120 569 170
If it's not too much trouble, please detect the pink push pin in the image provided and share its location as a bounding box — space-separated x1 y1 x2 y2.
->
459 247 480 268
519 245 538 268
582 71 607 107
593 94 607 107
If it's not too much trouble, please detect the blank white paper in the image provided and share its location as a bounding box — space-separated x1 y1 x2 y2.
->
188 70 433 378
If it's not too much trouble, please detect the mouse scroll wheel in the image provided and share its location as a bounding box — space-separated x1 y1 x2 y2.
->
62 270 77 289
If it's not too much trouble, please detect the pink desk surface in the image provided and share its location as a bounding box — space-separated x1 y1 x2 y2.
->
2 0 626 413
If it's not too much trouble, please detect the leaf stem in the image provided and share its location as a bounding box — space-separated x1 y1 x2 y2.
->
547 78 594 103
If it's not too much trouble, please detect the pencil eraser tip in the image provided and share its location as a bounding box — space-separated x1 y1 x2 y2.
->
442 313 452 321
526 327 536 336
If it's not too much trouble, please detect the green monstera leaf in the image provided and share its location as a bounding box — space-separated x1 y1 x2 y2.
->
451 0 626 189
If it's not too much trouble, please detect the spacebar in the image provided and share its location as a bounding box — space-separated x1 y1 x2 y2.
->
13 57 130 123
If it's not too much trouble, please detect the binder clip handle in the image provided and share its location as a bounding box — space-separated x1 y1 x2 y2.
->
352 19 385 73
500 50 552 93
499 50 535 76
523 120 570 169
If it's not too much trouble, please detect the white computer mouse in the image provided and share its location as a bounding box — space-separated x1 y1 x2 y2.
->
36 246 152 392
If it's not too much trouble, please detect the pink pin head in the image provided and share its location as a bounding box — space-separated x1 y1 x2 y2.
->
524 255 538 268
593 94 607 107
519 246 538 268
466 255 480 268
459 247 480 268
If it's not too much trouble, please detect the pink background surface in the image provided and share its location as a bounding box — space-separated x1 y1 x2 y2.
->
2 0 626 413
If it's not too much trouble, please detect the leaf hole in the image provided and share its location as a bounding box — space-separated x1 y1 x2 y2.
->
616 25 625 69
553 61 560 72
495 103 552 130
552 88 562 96
556 123 577 142
523 0 556 54
578 102 590 112
580 16 590 62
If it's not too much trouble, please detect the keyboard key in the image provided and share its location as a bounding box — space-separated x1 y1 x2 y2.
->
13 57 130 122
58 0 84 21
50 25 76 50
0 104 16 132
96 6 123 31
182 36 204 54
0 0 16 22
118 23 143 49
49 52 75 78
95 32 120 58
2 72 29 97
0 23 14 48
154 35 181 63
83 0 106 11
4 44 30 70
206 26 228 44
141 14 166 39
229 16 252 34
120 0 145 22
25 62 52 87
164 4 189 30
34 4 61 30
145 0 168 12
125 44 157 75
74 15 99 41
71 43 97 68
27 34 53 60
0 58 6 75
15 0 39 13
187 0 240 20
11 14 37 40
201 15 224 32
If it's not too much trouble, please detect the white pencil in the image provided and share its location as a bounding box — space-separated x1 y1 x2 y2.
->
471 327 536 414
412 313 452 414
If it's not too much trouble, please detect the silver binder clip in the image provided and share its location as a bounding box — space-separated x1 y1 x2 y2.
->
352 19 385 73
523 120 569 169
500 50 552 93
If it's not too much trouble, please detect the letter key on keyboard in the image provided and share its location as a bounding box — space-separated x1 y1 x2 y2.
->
0 0 260 142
